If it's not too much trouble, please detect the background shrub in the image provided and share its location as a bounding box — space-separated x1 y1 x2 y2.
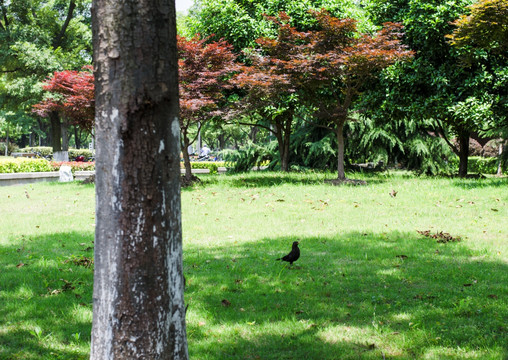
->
20 147 94 161
0 158 54 173
50 161 96 173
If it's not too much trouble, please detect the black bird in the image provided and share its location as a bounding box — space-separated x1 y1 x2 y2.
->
276 241 300 265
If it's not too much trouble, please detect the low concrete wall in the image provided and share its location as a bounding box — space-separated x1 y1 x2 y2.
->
0 172 60 186
0 168 230 186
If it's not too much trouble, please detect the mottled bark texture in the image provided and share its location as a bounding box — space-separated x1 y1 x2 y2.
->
90 0 188 359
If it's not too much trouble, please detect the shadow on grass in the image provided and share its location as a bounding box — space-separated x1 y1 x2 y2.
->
184 232 508 359
187 172 388 190
450 176 508 190
0 231 94 360
2 230 506 359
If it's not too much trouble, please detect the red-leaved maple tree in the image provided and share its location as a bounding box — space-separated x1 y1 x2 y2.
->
178 35 239 181
33 67 95 133
295 10 413 180
233 12 305 172
237 11 413 179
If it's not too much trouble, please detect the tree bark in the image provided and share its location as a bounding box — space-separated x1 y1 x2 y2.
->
50 111 62 152
336 121 346 180
91 0 188 359
181 133 193 181
457 130 470 178
497 141 504 176
274 117 291 172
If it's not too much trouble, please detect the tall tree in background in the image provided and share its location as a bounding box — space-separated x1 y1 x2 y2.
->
283 10 412 180
365 0 495 178
178 35 238 182
32 68 95 144
233 13 305 172
0 0 92 150
447 0 508 174
91 0 188 358
185 0 375 53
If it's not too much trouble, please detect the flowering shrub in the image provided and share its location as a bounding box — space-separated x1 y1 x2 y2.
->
50 161 95 172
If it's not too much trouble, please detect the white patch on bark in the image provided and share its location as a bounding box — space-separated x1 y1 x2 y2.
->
135 209 144 238
171 117 180 152
158 140 165 153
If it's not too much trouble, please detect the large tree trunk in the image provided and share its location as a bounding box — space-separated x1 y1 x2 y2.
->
336 121 346 180
457 130 470 178
50 111 62 152
91 0 188 359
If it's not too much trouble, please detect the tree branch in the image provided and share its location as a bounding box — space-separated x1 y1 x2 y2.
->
1 4 9 31
236 121 274 134
52 0 76 49
436 120 459 155
293 113 333 131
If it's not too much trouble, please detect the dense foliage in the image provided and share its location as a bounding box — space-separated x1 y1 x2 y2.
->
32 67 95 133
1 0 506 177
178 35 239 181
0 0 92 149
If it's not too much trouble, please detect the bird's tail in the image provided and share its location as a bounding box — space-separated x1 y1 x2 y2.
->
275 258 281 261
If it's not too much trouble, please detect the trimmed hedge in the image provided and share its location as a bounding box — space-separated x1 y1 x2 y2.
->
181 161 226 174
449 156 505 174
0 158 96 174
0 158 54 173
20 147 94 160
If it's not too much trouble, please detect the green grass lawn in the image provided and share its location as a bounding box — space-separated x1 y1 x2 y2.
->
0 172 507 359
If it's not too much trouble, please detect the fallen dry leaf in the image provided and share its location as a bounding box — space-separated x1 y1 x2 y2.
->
221 299 231 307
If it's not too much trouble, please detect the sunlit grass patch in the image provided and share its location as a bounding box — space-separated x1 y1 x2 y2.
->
0 172 507 359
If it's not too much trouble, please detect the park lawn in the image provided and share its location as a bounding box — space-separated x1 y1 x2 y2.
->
0 172 507 359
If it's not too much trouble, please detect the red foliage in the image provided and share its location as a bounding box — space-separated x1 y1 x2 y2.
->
234 10 413 178
33 67 95 132
50 161 96 171
177 35 239 179
178 35 239 123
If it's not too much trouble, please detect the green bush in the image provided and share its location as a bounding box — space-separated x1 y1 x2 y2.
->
50 161 96 173
0 142 19 155
68 149 94 160
20 146 53 157
0 158 53 173
182 161 226 174
449 156 506 174
20 147 94 161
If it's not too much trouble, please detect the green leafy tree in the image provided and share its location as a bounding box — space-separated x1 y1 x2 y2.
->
287 10 413 180
0 0 92 151
184 0 375 53
364 0 500 177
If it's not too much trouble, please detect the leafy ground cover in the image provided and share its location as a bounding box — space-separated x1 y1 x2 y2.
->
0 172 506 359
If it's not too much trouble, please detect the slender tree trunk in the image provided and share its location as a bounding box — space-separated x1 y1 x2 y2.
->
61 119 69 151
74 126 81 149
274 121 289 172
336 121 346 180
5 125 8 156
91 0 188 359
50 111 62 152
182 135 193 181
457 131 470 178
497 141 504 176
